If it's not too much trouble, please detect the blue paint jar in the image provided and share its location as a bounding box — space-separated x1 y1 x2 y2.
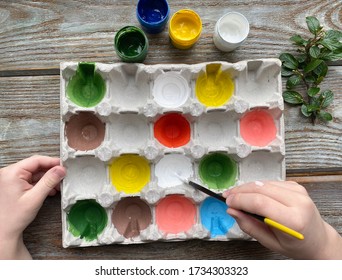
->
200 197 236 237
136 0 170 34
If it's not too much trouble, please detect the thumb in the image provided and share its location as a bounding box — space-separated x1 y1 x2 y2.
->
29 166 66 207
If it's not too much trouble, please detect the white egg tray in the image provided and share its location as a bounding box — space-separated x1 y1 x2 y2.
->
60 60 285 247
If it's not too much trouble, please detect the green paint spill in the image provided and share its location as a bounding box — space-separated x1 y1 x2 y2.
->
67 199 107 241
199 153 238 190
66 62 106 108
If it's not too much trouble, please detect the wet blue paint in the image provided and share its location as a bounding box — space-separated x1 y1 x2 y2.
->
137 0 170 34
200 197 236 237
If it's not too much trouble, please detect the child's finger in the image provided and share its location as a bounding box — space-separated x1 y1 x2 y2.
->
227 208 283 252
224 181 308 206
16 155 61 174
26 166 66 206
226 192 290 223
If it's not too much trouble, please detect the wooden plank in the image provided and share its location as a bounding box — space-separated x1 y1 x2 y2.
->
1 67 341 170
23 181 342 259
0 0 341 72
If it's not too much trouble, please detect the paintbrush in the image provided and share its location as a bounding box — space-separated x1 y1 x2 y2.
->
177 175 304 240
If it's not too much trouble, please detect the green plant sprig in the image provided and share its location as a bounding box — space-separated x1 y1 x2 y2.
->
279 16 342 124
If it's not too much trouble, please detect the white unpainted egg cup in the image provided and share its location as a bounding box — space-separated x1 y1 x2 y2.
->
213 12 250 52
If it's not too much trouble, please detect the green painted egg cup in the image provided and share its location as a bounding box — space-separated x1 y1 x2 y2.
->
66 62 106 108
199 153 238 190
67 199 107 241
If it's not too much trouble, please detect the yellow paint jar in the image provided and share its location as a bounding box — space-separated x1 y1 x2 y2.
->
169 9 202 49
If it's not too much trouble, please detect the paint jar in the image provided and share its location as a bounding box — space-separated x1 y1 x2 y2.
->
200 197 235 237
156 195 196 234
67 62 106 108
109 154 150 194
239 109 277 147
152 72 190 108
136 0 170 34
67 199 108 241
65 112 105 151
199 153 238 190
169 9 202 49
195 64 234 107
114 26 149 63
154 113 191 148
112 197 152 238
213 12 249 52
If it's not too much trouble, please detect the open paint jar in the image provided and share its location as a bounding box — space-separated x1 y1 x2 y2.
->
67 199 107 241
154 113 191 148
200 197 235 237
114 26 149 62
109 154 150 194
169 9 202 49
199 153 238 190
66 63 106 108
65 112 105 151
156 195 196 234
240 109 277 146
152 72 190 108
112 197 152 238
196 64 234 107
136 0 170 34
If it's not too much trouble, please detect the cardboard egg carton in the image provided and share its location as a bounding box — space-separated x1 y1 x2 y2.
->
60 59 285 247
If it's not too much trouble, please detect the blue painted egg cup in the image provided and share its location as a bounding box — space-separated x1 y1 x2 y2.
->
137 0 170 34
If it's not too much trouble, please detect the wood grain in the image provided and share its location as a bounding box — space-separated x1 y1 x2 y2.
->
0 0 341 260
0 0 341 72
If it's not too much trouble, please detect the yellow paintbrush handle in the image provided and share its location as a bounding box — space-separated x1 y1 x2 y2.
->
264 218 305 240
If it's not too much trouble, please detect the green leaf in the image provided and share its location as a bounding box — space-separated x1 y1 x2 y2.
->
290 34 307 46
313 62 328 78
308 87 320 97
320 50 342 61
309 46 321 58
283 90 304 105
281 66 294 77
301 104 312 117
306 104 320 112
304 59 323 73
306 16 322 35
320 90 334 108
279 53 299 70
305 75 316 84
320 38 342 51
318 111 333 122
286 75 302 89
325 30 342 40
296 54 307 64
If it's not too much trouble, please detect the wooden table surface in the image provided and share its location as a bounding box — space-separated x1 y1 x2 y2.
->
0 0 341 260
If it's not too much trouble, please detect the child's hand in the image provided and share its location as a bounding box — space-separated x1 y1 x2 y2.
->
0 155 66 259
223 181 342 259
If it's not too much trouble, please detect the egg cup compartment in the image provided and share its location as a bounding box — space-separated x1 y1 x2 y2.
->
235 59 283 109
108 63 150 113
239 151 285 183
60 60 284 247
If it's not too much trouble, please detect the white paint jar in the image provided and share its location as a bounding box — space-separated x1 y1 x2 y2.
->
213 12 249 52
